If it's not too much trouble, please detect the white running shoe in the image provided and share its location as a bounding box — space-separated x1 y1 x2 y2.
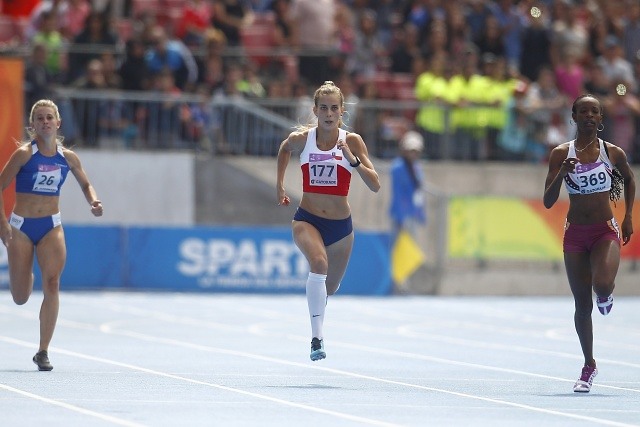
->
573 365 597 393
596 295 614 316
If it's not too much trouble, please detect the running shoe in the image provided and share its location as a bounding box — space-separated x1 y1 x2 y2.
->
310 337 326 361
33 350 53 371
573 365 597 393
596 295 614 316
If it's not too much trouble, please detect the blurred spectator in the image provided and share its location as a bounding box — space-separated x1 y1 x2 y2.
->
519 3 552 83
176 0 215 46
31 10 68 82
26 0 91 40
554 51 585 101
145 25 199 91
146 70 185 148
271 0 294 47
182 85 214 151
596 35 637 93
388 22 420 75
336 73 359 129
71 58 108 147
99 51 122 89
389 130 426 239
24 43 57 119
237 62 266 98
421 19 449 59
448 45 487 160
584 63 615 142
352 78 381 153
289 0 338 86
415 50 451 160
346 9 386 80
402 0 442 42
550 0 589 66
464 0 493 42
333 2 356 75
483 54 519 160
497 79 530 161
520 65 568 161
211 0 254 46
119 38 151 91
248 0 274 13
64 0 91 39
603 85 640 163
490 0 526 71
622 2 640 66
375 0 401 48
474 14 504 59
445 3 471 60
68 10 119 84
197 29 228 93
293 80 313 125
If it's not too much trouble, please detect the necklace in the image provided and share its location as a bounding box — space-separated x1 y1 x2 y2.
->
575 137 597 152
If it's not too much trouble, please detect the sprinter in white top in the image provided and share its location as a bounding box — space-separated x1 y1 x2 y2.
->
544 94 635 393
277 81 380 361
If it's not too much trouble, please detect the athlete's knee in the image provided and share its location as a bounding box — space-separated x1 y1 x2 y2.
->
574 299 593 318
11 286 31 305
307 254 328 274
10 277 33 305
593 281 615 298
326 281 340 296
40 275 61 295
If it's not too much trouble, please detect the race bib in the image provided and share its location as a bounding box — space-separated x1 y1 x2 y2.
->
33 165 62 193
308 153 338 187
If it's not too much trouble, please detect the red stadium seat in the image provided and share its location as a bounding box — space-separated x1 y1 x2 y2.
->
0 14 20 44
240 13 276 67
392 73 416 100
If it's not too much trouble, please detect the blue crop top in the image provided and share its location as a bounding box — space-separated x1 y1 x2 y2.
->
15 141 70 196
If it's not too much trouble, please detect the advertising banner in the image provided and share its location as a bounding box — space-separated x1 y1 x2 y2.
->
0 57 23 218
1 226 392 296
125 226 392 295
448 196 640 260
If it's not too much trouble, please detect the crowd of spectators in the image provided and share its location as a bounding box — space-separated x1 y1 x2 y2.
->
2 0 640 162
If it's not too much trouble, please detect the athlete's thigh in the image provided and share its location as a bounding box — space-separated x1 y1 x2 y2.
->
7 227 36 287
589 239 620 285
325 232 354 292
292 220 327 267
35 226 67 279
564 251 592 300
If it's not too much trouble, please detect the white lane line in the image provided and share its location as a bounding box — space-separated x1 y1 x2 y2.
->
394 324 640 369
3 298 640 426
0 336 400 427
0 382 147 427
10 324 638 427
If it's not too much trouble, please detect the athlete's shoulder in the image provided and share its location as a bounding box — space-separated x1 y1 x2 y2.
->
551 141 571 153
287 130 309 143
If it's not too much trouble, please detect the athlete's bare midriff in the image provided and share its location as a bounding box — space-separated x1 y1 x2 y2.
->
299 192 351 220
13 193 60 218
566 192 614 224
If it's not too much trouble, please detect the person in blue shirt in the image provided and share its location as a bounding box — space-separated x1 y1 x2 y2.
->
0 99 103 371
389 130 426 238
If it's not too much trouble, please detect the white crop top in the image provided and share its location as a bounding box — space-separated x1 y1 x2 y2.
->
563 138 613 195
299 127 353 196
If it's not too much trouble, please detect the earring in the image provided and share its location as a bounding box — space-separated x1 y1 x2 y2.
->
597 123 604 131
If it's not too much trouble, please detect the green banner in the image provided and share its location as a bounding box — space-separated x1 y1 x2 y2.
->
448 196 563 260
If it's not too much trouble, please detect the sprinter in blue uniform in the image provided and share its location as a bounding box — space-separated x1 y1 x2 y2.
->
0 99 103 371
